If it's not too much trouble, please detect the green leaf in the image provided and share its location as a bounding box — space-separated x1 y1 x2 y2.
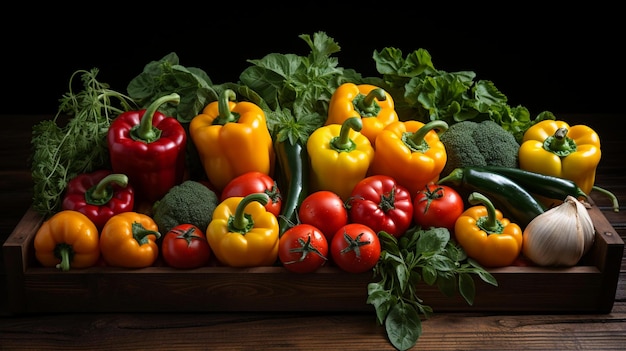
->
299 31 342 63
415 227 450 254
428 254 458 272
468 259 499 286
371 46 553 140
436 272 457 297
373 47 436 78
367 283 395 325
395 260 410 293
385 302 422 351
458 272 477 305
378 231 400 255
127 52 215 123
422 265 437 285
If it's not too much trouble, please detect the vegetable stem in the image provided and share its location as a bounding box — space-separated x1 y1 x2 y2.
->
592 185 620 212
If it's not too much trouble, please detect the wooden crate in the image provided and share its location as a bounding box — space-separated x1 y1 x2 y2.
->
3 203 623 315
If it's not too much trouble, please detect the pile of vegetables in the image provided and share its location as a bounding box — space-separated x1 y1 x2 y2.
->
29 32 619 351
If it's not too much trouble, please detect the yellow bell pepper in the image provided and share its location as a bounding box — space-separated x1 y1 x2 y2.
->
368 120 448 196
307 117 374 201
189 89 275 191
519 120 601 195
34 210 100 271
206 193 279 267
326 83 398 147
454 192 523 268
99 212 161 268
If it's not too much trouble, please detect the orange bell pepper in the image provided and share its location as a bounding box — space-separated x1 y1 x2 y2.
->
326 82 398 146
368 120 448 196
189 89 275 191
519 120 601 195
454 192 523 268
34 210 100 271
99 211 161 268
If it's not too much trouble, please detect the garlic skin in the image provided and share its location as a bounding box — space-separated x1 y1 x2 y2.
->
522 195 595 266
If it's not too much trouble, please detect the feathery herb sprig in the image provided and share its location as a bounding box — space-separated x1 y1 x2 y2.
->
30 68 136 217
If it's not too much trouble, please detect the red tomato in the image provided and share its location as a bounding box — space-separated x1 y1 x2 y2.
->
162 224 211 269
278 224 329 273
330 223 381 273
348 175 413 238
298 191 349 243
220 171 282 217
413 183 464 231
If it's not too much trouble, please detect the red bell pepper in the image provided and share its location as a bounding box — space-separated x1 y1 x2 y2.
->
107 93 186 202
61 169 134 230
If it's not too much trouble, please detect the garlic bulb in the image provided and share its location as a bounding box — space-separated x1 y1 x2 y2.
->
522 195 595 266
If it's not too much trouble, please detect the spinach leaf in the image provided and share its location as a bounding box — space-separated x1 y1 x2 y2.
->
239 31 362 145
371 47 554 143
369 227 497 350
127 52 218 123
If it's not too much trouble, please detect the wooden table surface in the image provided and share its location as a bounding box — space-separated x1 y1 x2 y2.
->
1 113 624 351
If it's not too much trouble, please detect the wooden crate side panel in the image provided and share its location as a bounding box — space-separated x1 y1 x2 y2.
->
5 205 623 315
20 268 374 313
18 266 603 314
586 204 625 312
2 208 44 314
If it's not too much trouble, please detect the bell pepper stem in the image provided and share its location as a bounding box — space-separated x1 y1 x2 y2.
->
131 222 161 244
403 120 448 152
214 89 238 125
54 243 73 272
468 192 504 234
357 88 386 117
87 174 129 206
543 127 577 157
231 193 270 233
331 117 362 151
132 93 180 143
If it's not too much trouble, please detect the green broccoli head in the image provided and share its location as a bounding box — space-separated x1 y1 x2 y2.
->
152 180 219 235
439 120 519 177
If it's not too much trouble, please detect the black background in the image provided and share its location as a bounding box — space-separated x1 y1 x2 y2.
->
3 4 623 116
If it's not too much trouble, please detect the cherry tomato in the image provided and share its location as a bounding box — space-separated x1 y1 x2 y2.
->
220 171 282 217
162 224 211 269
330 223 381 273
298 191 348 243
278 224 328 273
413 183 464 231
348 175 413 238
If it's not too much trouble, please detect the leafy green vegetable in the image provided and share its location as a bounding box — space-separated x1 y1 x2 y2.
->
30 69 136 216
367 47 555 143
126 52 217 123
239 31 362 144
368 227 497 351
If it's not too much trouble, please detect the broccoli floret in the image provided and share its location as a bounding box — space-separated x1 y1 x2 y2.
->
439 120 519 177
152 180 219 234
